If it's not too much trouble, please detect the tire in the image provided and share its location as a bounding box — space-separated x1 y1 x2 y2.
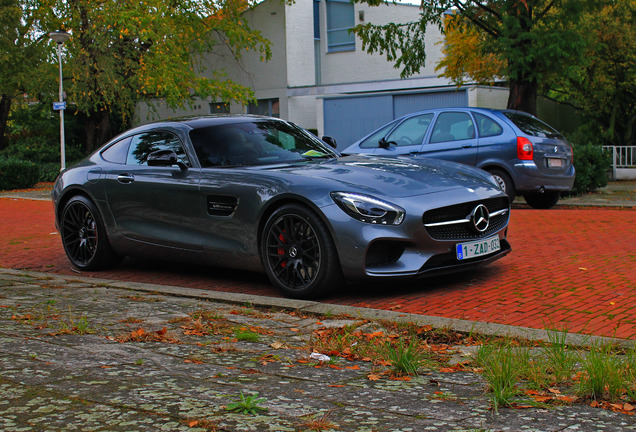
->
60 195 120 270
261 204 343 299
489 169 515 201
523 191 560 209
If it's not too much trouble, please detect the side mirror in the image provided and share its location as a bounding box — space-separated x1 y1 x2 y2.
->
379 138 389 149
321 136 337 149
147 150 187 170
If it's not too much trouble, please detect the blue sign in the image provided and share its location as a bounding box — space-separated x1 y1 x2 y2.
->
53 102 66 110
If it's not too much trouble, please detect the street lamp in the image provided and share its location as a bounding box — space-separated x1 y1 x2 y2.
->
48 30 71 171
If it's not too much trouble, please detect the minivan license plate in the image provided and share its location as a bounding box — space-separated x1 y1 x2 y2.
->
456 236 501 260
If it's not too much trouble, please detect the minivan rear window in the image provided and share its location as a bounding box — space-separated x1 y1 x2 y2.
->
503 112 563 139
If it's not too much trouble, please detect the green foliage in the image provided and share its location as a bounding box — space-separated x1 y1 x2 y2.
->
385 338 426 377
225 391 268 415
352 0 589 113
551 0 636 147
577 343 625 401
475 344 527 411
0 157 40 190
566 126 611 195
542 329 579 383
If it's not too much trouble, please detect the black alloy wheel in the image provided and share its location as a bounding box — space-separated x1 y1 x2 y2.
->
61 195 119 270
262 204 341 299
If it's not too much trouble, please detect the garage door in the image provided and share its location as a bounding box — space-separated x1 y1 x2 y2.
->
324 90 467 149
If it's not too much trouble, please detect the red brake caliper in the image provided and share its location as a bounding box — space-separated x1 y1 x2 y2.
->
278 232 287 268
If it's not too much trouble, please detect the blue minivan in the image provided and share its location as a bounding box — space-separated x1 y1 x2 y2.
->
342 108 575 209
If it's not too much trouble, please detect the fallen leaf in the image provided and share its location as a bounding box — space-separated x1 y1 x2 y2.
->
188 420 199 427
270 341 283 349
345 365 360 370
156 326 167 336
439 368 456 373
624 403 635 411
328 384 345 388
591 401 601 408
548 388 561 394
367 374 381 381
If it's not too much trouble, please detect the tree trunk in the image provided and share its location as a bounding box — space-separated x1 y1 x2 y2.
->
507 78 538 116
82 109 112 154
0 94 12 151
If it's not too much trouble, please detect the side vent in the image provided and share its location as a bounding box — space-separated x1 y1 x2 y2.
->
207 195 238 216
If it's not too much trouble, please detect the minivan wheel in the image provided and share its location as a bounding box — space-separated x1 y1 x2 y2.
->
489 169 515 201
523 191 560 209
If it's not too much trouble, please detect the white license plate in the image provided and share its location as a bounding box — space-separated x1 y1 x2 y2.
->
548 158 563 168
456 236 501 260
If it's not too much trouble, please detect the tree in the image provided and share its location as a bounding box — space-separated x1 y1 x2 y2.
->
0 0 50 150
48 0 271 153
352 0 589 115
552 0 636 146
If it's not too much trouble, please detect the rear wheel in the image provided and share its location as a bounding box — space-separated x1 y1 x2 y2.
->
489 169 515 201
523 191 560 209
60 195 120 270
261 204 342 299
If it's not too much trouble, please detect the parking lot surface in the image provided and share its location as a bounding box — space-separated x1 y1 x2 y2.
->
0 183 635 339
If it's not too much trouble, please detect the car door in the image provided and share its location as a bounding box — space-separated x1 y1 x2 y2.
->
417 111 478 166
103 130 203 251
373 113 434 156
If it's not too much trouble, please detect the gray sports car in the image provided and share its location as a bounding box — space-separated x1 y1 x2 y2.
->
52 115 511 299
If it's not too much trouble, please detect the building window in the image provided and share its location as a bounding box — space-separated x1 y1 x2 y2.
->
248 99 280 118
209 102 230 114
326 0 355 52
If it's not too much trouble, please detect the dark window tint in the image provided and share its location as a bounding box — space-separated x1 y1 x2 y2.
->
474 113 503 138
503 112 562 138
386 113 433 147
101 136 132 164
359 120 399 148
190 120 337 168
126 131 190 166
430 112 475 143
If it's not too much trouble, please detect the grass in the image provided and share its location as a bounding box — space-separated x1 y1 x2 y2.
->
225 391 268 415
475 344 528 411
385 338 426 377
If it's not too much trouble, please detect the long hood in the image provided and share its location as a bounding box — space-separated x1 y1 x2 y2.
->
267 155 499 198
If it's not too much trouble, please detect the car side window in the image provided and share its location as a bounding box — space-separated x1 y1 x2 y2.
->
430 112 475 143
474 113 503 138
126 131 191 167
359 121 399 148
101 136 132 164
385 114 433 147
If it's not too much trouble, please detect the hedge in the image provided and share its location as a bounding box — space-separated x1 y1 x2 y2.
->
0 158 41 191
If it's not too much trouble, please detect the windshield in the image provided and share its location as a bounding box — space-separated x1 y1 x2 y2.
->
190 120 339 167
503 112 563 139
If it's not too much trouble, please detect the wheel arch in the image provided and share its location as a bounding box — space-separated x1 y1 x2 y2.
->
256 194 341 262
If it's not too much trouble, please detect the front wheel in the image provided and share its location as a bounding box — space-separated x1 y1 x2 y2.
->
60 195 120 270
261 204 342 299
523 191 560 209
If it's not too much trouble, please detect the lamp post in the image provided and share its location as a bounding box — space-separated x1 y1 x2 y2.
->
48 30 71 172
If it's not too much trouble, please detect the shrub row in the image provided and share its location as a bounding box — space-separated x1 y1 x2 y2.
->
0 158 41 191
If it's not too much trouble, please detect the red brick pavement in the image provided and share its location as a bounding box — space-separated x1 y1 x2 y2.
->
1 197 635 339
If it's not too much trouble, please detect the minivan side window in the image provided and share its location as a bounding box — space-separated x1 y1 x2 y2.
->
385 113 433 147
359 120 399 148
474 113 503 138
126 131 191 167
430 112 475 143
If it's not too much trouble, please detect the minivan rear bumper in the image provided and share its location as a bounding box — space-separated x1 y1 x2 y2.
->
510 161 575 193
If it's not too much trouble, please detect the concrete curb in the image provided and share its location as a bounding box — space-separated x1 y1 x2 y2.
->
3 267 630 348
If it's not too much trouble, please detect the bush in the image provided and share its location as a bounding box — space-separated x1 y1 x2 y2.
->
566 127 612 196
0 158 40 191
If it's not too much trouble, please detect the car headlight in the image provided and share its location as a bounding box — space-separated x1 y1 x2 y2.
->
330 192 405 225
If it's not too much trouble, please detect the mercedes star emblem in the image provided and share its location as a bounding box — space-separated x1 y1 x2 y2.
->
471 204 490 233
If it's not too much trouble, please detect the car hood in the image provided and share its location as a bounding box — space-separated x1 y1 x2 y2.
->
265 155 499 198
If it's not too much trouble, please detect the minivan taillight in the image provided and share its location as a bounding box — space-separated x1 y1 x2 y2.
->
517 137 534 160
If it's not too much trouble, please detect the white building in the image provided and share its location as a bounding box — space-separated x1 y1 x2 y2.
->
136 0 509 149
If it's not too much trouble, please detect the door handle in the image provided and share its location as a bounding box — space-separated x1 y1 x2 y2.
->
117 174 135 184
462 144 472 148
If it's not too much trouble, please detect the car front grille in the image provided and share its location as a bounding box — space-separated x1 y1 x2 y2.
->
422 197 510 240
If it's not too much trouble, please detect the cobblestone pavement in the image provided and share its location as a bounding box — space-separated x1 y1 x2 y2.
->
1 269 635 431
1 182 635 340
